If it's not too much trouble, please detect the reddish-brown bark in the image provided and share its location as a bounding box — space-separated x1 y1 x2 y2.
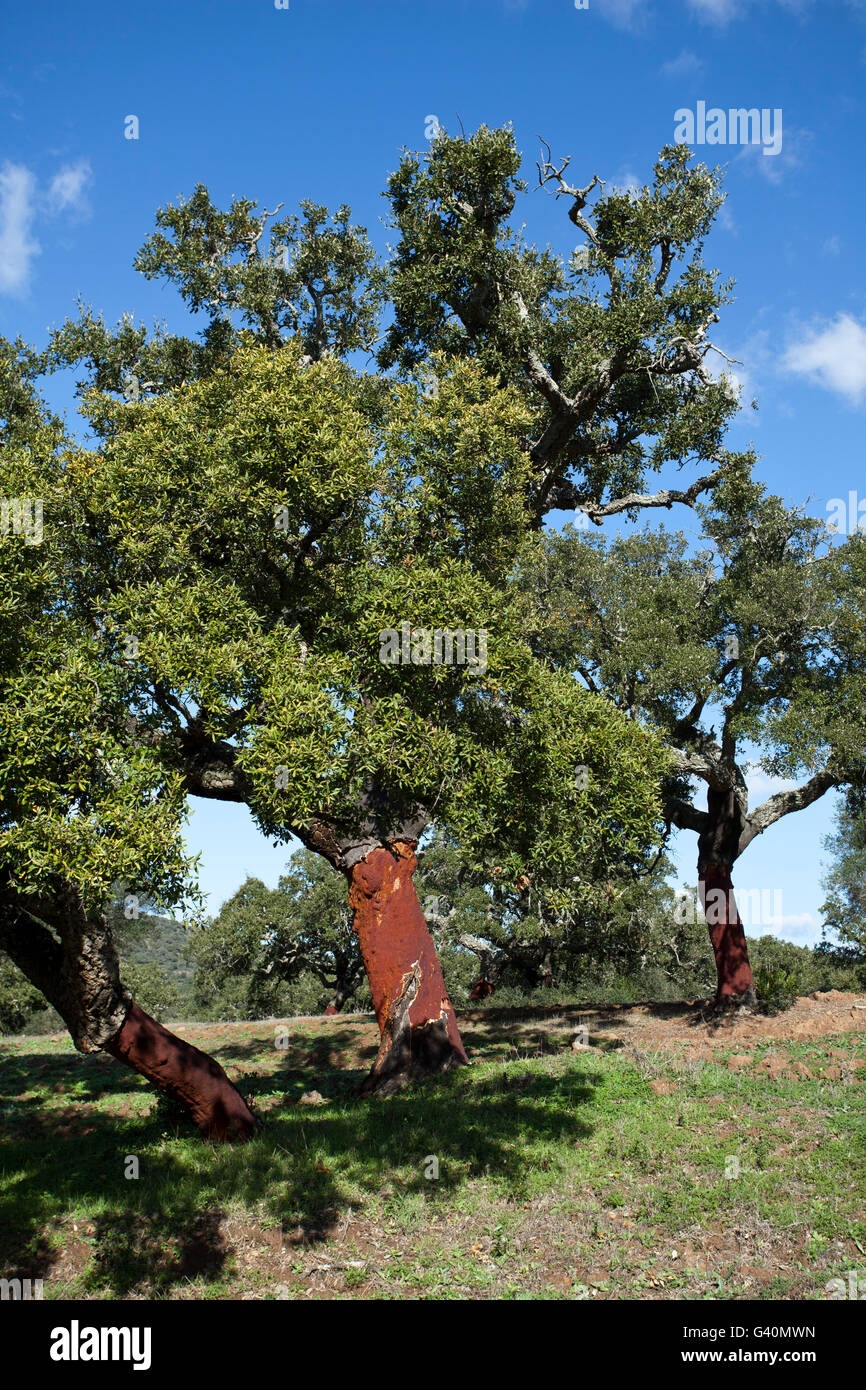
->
0 896 255 1142
104 1001 256 1141
345 840 468 1093
469 979 495 1002
698 861 757 1006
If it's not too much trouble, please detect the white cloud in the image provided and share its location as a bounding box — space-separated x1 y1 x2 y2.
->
703 326 771 409
735 123 809 185
776 913 816 930
821 234 841 257
660 49 704 78
0 162 39 296
44 159 92 218
610 167 642 198
591 0 647 29
705 348 746 405
768 914 818 944
0 158 93 295
783 314 866 405
595 0 818 31
745 769 799 803
688 0 814 21
718 202 737 234
687 0 742 22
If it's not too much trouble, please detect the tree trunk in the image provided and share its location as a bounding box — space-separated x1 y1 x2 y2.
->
469 978 495 1002
536 947 554 991
104 1001 256 1141
460 933 502 1003
344 840 468 1094
697 790 756 1008
698 861 757 1007
0 892 255 1141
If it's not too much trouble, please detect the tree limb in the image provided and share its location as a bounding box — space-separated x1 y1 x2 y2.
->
738 768 839 855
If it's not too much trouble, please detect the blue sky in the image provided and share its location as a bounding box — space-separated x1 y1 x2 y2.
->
2 0 865 938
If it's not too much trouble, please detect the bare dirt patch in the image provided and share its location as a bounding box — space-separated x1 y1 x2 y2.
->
461 990 866 1062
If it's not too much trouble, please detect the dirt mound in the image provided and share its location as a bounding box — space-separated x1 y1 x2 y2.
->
462 990 866 1061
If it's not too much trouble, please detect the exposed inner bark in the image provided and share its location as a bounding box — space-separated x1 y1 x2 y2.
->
0 892 255 1141
345 840 468 1094
469 978 495 1002
104 1001 255 1141
698 861 757 1007
697 791 756 1007
460 933 504 1003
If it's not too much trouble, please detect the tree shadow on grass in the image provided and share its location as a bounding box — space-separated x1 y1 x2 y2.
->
214 1027 376 1069
0 1041 602 1297
0 1047 141 1098
84 1208 229 1297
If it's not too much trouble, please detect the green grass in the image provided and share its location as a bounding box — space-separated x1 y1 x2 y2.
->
0 1010 864 1300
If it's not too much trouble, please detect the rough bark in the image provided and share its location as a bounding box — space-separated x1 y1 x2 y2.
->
0 892 255 1141
536 947 554 991
344 841 468 1094
0 892 129 1050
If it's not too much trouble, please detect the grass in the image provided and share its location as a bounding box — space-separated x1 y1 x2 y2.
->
0 1007 864 1300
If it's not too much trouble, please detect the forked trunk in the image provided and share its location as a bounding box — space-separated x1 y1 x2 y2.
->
0 894 255 1141
345 840 468 1094
698 861 757 1007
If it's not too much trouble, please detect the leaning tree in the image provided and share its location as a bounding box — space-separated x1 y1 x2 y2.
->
0 335 257 1138
30 124 753 1105
523 469 866 1005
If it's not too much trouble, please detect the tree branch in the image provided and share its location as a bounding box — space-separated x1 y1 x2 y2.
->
738 768 839 855
663 794 712 836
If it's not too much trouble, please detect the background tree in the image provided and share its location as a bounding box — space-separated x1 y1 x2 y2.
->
746 933 863 1012
0 955 46 1034
523 471 866 1006
820 789 866 984
189 850 367 1019
418 827 709 1000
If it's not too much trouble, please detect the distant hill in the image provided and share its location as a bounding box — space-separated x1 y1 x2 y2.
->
120 915 197 995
